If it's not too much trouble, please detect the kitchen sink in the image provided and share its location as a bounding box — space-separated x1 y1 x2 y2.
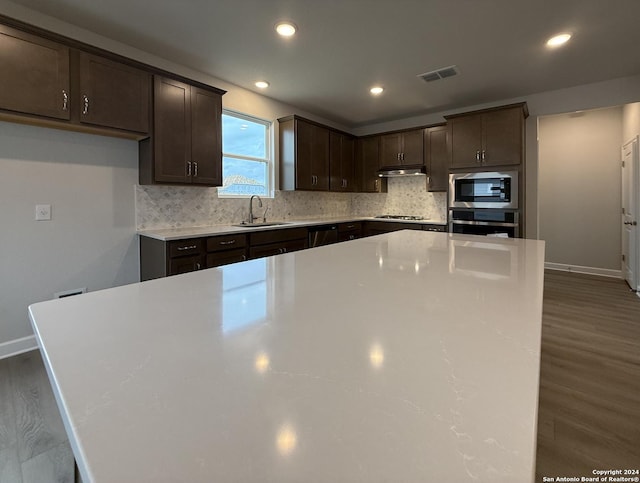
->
232 222 291 228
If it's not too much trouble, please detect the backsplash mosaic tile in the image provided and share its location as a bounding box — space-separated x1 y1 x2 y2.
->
352 177 447 221
135 176 447 230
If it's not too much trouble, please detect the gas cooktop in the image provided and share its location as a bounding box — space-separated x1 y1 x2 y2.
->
375 215 425 221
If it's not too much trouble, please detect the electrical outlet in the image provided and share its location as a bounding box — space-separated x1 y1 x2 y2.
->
35 204 51 221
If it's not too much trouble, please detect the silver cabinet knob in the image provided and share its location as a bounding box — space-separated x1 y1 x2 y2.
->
82 95 89 115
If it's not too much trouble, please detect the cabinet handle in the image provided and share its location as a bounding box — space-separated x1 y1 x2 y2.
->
186 161 192 176
193 162 198 177
401 153 405 161
195 262 201 270
177 245 197 251
62 90 68 111
219 240 236 245
397 153 400 161
242 255 247 261
282 247 287 253
82 95 89 115
349 235 355 240
481 150 486 163
374 179 378 190
475 150 480 162
346 224 355 229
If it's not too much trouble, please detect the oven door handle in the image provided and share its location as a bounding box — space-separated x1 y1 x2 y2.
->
450 220 519 227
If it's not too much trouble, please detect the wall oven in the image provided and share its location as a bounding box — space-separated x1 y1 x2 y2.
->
449 209 520 238
449 171 518 209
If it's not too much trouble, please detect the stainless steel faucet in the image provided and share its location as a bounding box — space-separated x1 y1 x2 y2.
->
248 195 263 224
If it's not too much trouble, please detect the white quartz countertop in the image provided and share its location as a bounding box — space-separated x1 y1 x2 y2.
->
30 231 545 483
138 216 447 241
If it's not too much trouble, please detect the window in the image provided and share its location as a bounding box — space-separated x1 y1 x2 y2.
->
219 110 272 197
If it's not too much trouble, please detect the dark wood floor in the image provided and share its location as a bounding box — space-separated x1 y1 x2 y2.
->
0 270 638 482
536 270 640 480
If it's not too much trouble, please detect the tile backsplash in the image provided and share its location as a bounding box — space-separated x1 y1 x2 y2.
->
136 176 446 230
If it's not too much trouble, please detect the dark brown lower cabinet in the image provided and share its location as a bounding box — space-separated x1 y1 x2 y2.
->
249 239 307 259
337 222 362 241
206 234 247 267
140 233 248 280
168 254 204 276
363 221 425 237
248 227 309 259
141 223 447 279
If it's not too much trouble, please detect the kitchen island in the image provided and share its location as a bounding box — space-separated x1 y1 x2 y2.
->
29 231 545 482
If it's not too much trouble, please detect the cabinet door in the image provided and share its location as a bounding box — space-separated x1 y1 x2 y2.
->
329 132 355 192
311 124 330 190
356 136 384 193
207 248 247 268
380 133 402 166
400 129 424 164
450 114 483 168
0 25 70 120
425 125 448 192
481 107 523 167
191 87 222 185
78 52 150 133
168 254 204 276
295 119 314 190
153 76 191 183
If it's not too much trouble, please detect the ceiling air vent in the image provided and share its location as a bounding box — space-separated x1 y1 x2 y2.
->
418 65 459 83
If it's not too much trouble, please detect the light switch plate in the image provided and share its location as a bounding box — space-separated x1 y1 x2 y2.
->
35 204 51 221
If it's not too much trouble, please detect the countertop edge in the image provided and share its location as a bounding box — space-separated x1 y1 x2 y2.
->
137 217 447 241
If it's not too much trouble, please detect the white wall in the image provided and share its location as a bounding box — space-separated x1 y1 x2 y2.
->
538 107 623 271
0 121 139 351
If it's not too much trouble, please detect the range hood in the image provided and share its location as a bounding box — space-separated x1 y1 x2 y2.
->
377 164 427 177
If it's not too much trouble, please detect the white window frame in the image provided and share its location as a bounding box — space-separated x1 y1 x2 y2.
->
218 109 274 199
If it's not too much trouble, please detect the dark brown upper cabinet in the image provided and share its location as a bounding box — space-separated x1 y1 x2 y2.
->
355 136 386 193
329 131 356 192
424 124 448 192
0 24 70 120
139 76 222 186
446 103 528 169
279 116 330 191
78 52 150 133
379 129 424 166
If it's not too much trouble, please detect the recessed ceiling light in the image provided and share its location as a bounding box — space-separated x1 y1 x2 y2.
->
255 81 270 89
275 22 297 37
546 33 571 47
370 86 384 95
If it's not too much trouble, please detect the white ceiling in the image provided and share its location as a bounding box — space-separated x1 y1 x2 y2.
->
8 0 640 127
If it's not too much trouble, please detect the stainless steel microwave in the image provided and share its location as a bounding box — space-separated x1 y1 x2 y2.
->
449 171 519 209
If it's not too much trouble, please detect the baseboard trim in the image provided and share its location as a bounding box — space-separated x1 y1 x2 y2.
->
545 262 622 279
0 335 38 360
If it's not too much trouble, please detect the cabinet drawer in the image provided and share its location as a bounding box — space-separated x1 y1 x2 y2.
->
337 222 362 233
249 239 307 259
168 254 204 275
337 221 362 242
168 238 203 258
249 227 308 246
206 234 247 252
338 232 361 242
207 248 247 268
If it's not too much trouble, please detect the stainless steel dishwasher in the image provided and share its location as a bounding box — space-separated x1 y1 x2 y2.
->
308 224 338 247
